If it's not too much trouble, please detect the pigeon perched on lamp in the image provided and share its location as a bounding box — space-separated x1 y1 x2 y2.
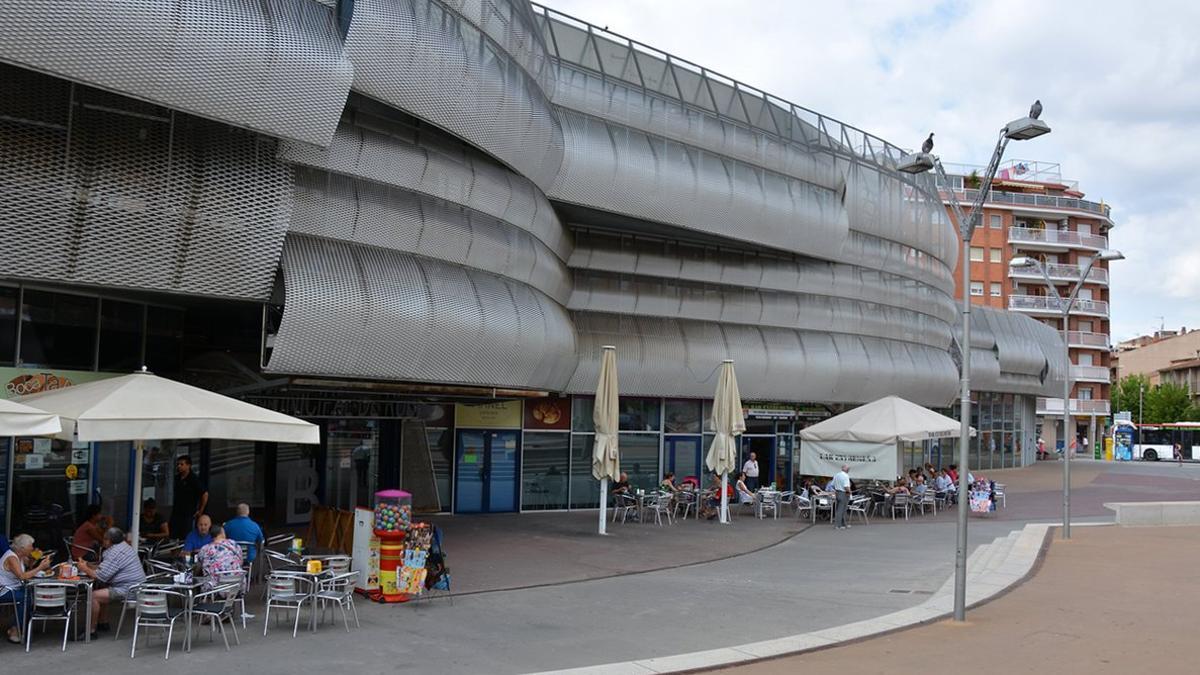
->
1029 99 1043 119
921 133 934 154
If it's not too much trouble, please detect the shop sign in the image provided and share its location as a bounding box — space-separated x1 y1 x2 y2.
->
70 448 90 464
795 405 833 419
68 479 88 495
743 402 797 420
0 366 121 399
523 398 570 430
24 453 44 470
455 400 522 429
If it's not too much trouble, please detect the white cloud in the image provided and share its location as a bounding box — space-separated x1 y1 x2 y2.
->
544 0 1200 341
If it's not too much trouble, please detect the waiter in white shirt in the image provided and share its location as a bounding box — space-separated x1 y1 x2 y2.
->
742 452 760 491
832 464 851 530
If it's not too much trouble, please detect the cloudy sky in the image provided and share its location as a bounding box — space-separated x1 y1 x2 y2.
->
544 0 1200 341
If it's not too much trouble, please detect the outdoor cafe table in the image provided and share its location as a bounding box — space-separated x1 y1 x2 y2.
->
142 577 206 652
27 576 93 644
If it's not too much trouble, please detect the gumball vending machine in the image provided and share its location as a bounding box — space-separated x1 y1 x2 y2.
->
372 489 413 602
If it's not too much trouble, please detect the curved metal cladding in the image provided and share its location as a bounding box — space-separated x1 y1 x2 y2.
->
566 313 956 407
268 235 578 390
0 0 353 147
344 0 564 190
968 307 1067 396
0 69 291 300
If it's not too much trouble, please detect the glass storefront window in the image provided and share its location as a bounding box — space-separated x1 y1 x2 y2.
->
9 437 91 551
99 299 143 371
569 433 598 508
19 290 98 370
93 441 130 528
620 433 659 490
572 397 594 433
619 398 660 431
208 440 265 518
145 306 184 375
522 432 569 510
273 442 320 526
326 420 379 510
664 399 702 434
0 286 17 366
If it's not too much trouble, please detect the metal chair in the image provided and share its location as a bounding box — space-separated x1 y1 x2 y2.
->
115 573 172 640
190 582 241 651
315 572 360 632
890 493 911 520
265 532 296 552
918 489 938 515
129 587 187 659
25 582 73 652
848 495 871 524
672 490 697 520
215 569 250 628
645 492 674 526
793 494 813 522
994 483 1007 508
611 493 637 523
757 491 781 519
324 556 352 575
263 573 315 638
1 583 24 644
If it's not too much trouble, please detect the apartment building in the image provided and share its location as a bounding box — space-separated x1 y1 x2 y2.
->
942 161 1115 451
1114 328 1200 405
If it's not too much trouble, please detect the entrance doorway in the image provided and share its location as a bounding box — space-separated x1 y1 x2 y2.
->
665 436 702 483
740 435 775 489
454 430 520 513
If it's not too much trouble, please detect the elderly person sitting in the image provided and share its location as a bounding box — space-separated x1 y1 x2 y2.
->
197 525 244 588
77 527 146 636
2 534 53 643
221 503 265 562
182 514 214 554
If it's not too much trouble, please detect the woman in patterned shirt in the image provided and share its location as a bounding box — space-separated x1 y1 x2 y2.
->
197 524 243 588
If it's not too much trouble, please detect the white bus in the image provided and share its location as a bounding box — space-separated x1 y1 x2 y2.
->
1111 422 1200 461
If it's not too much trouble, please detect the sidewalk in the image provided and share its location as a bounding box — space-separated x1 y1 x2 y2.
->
720 524 1200 674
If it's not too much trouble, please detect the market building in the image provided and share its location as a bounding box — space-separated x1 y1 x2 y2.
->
0 0 1065 536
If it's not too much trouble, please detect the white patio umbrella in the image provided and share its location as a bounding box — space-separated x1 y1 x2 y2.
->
18 368 319 544
0 397 61 437
705 359 745 524
592 346 620 535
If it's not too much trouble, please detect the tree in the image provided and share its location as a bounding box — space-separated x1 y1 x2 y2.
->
1111 374 1151 420
1145 382 1194 423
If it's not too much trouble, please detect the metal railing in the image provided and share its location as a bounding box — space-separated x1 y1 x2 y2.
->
1008 227 1109 250
531 3 921 175
1008 294 1109 315
1066 331 1110 348
940 187 1110 219
1037 398 1111 415
1070 365 1110 381
1009 262 1108 284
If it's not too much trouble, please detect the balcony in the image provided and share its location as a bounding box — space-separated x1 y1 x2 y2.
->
1071 365 1110 382
1037 398 1110 416
1008 294 1109 316
1008 262 1108 285
940 187 1112 219
1008 226 1109 251
1066 331 1110 349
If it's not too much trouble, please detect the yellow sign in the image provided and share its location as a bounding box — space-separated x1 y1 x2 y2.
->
65 464 78 480
455 400 522 429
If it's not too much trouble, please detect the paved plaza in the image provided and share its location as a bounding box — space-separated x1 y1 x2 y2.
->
6 460 1199 673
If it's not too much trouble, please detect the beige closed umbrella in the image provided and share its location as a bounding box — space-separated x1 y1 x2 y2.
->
706 359 745 523
592 346 620 535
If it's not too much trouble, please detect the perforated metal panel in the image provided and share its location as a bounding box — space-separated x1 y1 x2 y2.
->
0 72 292 300
345 0 563 190
0 0 353 147
567 312 959 406
965 307 1067 396
268 235 578 390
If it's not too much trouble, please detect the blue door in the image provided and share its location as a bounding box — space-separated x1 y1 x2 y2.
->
454 430 520 513
665 436 702 483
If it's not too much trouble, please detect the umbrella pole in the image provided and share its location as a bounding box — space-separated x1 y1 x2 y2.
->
129 440 144 545
598 477 609 535
720 474 729 524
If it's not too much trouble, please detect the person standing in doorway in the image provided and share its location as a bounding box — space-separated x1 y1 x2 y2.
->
832 464 851 530
742 451 760 491
170 455 208 542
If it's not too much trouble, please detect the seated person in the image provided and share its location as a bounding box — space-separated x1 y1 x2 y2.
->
934 470 955 493
947 465 959 482
140 498 170 542
197 525 244 589
659 472 679 493
734 472 755 504
610 472 631 496
913 474 928 495
182 514 214 554
823 476 836 492
2 534 53 643
71 504 109 561
77 527 146 637
701 473 734 519
222 502 265 562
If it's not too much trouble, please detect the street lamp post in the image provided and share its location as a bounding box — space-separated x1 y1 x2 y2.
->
898 104 1050 622
1010 250 1124 539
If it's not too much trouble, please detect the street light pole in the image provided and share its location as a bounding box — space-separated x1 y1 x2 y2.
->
1010 250 1123 539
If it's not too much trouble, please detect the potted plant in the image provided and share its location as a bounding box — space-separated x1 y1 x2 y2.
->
965 170 982 189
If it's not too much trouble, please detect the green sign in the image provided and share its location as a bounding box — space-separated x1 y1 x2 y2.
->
0 367 121 399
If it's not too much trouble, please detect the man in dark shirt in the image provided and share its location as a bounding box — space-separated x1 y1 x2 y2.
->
169 455 208 541
140 498 170 541
610 472 630 495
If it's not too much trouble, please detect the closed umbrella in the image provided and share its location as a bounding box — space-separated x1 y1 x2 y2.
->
19 368 319 544
0 397 61 437
705 360 745 524
592 346 620 535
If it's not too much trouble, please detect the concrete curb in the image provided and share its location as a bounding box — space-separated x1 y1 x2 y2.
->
528 522 1075 675
1104 501 1200 526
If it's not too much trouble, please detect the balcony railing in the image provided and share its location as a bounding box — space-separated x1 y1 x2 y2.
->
1066 331 1110 348
941 187 1111 219
1008 295 1109 315
1008 227 1109 250
1037 398 1111 416
1070 365 1110 382
1009 262 1108 284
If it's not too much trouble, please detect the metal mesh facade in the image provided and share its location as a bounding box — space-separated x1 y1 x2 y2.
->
268 235 578 390
345 0 564 190
0 68 292 300
0 0 353 147
967 307 1067 396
